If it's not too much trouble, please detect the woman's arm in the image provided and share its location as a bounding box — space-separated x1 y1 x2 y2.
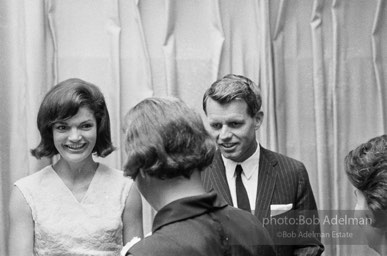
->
122 183 144 244
8 186 34 256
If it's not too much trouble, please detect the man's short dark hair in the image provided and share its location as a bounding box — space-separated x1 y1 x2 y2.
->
202 74 262 117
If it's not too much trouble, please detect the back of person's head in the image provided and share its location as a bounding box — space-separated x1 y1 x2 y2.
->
345 134 387 228
31 78 115 159
123 97 216 180
202 74 262 117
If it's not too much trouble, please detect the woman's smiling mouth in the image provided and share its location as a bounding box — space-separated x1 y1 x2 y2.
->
65 143 87 151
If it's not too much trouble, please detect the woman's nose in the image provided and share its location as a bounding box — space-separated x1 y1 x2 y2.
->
68 128 82 141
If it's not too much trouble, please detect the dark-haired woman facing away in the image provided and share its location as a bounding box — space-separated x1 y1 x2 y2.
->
345 134 387 255
8 78 143 256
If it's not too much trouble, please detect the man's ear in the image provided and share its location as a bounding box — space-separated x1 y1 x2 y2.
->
139 169 147 178
254 111 264 130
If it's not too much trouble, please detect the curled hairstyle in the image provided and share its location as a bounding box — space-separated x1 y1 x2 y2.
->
345 134 387 228
31 78 115 158
202 74 262 117
123 97 216 180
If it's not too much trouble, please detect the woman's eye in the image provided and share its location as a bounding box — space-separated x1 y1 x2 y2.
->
81 123 93 129
55 125 67 131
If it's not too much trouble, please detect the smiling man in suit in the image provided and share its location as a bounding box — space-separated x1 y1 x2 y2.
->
201 74 324 256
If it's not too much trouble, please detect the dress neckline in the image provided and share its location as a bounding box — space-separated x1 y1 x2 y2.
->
48 163 101 204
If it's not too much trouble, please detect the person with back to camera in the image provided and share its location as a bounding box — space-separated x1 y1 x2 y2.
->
345 134 387 255
120 96 276 256
8 78 143 256
201 74 324 256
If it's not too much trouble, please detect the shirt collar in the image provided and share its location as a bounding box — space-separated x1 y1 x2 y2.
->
222 144 260 180
152 191 228 233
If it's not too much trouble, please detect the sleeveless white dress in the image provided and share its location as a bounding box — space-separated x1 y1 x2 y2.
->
15 163 132 256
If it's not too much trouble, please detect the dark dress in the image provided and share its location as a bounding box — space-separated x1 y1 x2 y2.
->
128 191 276 256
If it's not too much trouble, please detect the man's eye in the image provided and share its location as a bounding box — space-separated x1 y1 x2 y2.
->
210 123 221 129
230 122 241 128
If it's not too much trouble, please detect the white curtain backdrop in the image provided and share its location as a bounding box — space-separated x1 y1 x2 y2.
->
1 1 386 255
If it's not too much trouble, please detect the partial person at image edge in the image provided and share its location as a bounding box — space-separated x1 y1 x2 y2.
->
345 134 387 255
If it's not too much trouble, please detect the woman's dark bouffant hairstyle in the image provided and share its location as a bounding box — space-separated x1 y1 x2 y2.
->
345 134 387 228
30 78 115 159
123 97 216 180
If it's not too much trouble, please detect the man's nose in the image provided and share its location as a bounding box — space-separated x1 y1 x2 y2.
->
219 126 232 140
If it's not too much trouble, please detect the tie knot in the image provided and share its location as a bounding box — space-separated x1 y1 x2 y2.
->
235 165 243 176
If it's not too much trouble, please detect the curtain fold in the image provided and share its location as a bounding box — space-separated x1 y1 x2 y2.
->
371 0 386 130
1 1 386 255
117 0 155 233
257 0 277 151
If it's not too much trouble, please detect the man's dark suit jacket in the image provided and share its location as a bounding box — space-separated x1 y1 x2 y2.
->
201 147 324 256
127 192 276 256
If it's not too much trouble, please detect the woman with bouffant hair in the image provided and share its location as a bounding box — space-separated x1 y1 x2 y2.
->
123 97 215 180
345 134 387 255
9 78 143 256
30 78 115 158
121 97 275 256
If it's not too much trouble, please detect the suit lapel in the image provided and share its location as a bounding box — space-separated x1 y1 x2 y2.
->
205 151 233 205
255 147 278 221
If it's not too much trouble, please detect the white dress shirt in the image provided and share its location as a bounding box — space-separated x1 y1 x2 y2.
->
222 144 260 211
